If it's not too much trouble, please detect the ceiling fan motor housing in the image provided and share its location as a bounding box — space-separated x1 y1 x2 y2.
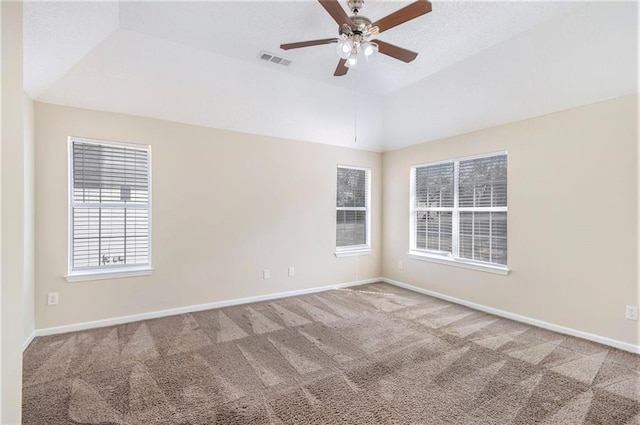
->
340 15 373 38
352 15 372 32
347 0 365 13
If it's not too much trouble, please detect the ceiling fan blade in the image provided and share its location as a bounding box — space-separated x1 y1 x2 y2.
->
280 38 339 50
318 0 355 28
372 39 418 63
334 58 348 76
372 0 432 34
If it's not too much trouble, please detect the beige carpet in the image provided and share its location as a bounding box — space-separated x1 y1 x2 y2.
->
23 282 639 424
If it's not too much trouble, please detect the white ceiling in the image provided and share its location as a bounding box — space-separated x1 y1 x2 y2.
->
24 1 638 152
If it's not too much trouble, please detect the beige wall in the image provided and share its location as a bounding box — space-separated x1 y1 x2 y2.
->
383 94 639 346
35 103 382 329
1 1 26 423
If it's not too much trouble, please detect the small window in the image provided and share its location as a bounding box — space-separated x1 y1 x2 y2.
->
336 166 371 256
411 152 507 270
68 137 152 280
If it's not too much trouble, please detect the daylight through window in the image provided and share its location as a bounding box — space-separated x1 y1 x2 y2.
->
336 166 371 255
69 138 151 275
411 153 507 268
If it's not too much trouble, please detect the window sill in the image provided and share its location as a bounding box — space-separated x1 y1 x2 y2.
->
65 267 154 283
407 252 510 275
334 248 372 258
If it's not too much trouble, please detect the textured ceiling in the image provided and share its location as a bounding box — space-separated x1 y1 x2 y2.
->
115 1 581 95
23 1 638 152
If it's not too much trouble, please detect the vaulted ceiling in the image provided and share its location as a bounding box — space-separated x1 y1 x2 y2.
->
24 1 638 152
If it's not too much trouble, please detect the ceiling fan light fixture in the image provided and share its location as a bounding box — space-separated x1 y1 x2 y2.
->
345 54 358 68
362 41 378 60
337 39 353 59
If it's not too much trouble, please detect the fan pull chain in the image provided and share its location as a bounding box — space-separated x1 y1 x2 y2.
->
353 71 358 144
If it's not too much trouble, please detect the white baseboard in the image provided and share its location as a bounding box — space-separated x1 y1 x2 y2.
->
34 277 382 338
22 331 36 352
383 278 640 354
34 276 636 354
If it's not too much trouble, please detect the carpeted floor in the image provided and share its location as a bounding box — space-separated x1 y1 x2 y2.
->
23 282 639 424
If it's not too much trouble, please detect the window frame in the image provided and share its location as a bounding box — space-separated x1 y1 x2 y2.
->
409 151 509 275
335 165 372 257
66 136 153 282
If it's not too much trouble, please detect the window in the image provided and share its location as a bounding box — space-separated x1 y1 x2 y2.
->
410 152 507 272
68 137 152 281
336 166 371 256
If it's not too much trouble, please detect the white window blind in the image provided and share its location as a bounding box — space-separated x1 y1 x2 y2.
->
69 138 151 273
411 153 507 267
414 162 454 254
458 154 507 265
336 166 370 251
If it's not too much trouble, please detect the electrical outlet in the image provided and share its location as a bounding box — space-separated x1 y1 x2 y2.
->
47 292 59 306
398 261 403 270
263 269 270 280
288 267 295 277
625 305 638 321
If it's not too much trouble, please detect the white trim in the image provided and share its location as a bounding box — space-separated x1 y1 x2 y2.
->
65 267 154 283
452 160 460 257
408 252 510 275
67 138 73 278
383 278 640 354
336 207 367 211
67 136 150 150
72 202 149 209
334 249 372 257
409 166 416 251
30 275 638 354
414 206 508 213
22 331 36 352
336 164 370 172
33 277 383 337
410 150 509 169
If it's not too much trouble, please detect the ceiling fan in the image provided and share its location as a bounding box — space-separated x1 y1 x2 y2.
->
280 0 432 77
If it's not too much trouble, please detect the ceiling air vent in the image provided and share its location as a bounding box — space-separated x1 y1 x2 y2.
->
258 51 292 67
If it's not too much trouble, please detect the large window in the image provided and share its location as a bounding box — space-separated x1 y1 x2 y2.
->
336 166 371 256
68 137 152 280
410 152 507 271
